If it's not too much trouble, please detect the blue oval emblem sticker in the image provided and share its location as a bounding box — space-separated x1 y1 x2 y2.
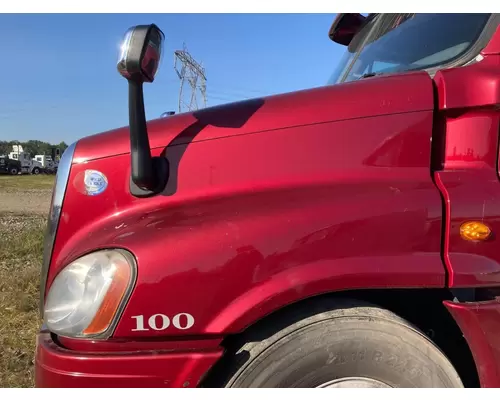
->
84 170 108 196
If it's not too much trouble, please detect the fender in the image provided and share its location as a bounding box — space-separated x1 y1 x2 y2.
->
206 253 444 333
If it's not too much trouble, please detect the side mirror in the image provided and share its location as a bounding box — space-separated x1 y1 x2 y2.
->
328 13 366 46
118 24 164 83
117 24 169 197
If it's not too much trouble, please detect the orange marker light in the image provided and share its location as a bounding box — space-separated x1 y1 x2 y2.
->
460 221 491 242
83 260 132 336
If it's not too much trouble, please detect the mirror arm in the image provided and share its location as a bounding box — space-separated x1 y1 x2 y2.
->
128 79 169 197
117 23 168 198
129 80 154 189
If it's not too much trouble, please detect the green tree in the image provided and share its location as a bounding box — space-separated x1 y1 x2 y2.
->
0 141 10 156
58 141 68 156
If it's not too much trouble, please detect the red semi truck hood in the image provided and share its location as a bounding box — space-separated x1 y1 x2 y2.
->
46 69 440 342
74 71 434 163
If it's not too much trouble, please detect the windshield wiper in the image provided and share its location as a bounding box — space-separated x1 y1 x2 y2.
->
358 72 379 80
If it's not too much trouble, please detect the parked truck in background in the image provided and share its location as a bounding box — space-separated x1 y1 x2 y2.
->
35 14 500 388
33 154 58 174
0 155 21 175
7 145 59 175
8 145 43 175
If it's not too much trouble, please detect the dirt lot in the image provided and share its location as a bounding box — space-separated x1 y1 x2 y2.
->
0 175 54 216
0 175 54 387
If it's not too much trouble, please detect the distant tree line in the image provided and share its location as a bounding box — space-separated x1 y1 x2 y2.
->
0 140 68 158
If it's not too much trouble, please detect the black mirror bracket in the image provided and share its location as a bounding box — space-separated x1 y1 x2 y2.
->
129 156 169 198
127 79 168 198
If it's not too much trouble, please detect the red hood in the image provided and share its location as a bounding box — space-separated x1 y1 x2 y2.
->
74 71 434 162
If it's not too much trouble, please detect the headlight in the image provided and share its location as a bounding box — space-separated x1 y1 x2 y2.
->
43 249 136 338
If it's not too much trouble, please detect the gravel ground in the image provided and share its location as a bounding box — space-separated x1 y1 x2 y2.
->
0 188 52 215
0 176 52 387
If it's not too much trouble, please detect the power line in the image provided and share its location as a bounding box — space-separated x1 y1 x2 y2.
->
174 43 207 113
163 77 270 99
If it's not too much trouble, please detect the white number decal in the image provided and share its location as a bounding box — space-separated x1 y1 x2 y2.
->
172 313 195 330
131 313 194 332
149 314 170 330
131 315 148 331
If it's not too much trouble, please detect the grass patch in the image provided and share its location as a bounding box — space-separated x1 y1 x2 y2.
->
0 175 55 190
0 213 45 388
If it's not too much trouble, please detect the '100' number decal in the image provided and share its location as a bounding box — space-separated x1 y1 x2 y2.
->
131 313 195 331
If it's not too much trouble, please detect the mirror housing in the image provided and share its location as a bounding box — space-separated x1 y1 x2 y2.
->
117 24 168 197
118 24 164 83
328 13 367 46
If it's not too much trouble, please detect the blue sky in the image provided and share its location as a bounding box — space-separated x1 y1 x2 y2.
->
0 13 343 144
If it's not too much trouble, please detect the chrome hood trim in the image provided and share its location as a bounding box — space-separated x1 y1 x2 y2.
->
39 141 77 316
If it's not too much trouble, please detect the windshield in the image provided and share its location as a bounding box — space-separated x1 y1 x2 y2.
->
328 13 491 84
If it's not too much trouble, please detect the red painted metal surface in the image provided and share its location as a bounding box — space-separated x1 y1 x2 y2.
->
45 72 445 340
432 50 500 288
35 332 222 388
434 56 500 111
481 24 500 55
57 335 223 353
444 299 500 388
74 72 434 163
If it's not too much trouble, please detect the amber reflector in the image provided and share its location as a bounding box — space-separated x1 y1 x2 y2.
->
460 221 491 241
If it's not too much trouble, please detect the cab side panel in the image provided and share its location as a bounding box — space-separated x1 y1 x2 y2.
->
433 55 500 288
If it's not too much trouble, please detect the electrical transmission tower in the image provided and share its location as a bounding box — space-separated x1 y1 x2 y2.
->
174 44 207 113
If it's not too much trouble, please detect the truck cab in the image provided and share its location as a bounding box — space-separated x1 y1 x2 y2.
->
35 14 500 388
0 155 21 175
9 145 43 175
34 154 58 174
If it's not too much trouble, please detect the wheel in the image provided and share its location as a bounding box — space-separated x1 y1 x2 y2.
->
9 166 18 175
213 299 463 388
32 167 40 175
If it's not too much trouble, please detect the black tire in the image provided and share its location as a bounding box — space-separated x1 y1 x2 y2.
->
9 167 18 175
32 167 40 175
213 299 463 388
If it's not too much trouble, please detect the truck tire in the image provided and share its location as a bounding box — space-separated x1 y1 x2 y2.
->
216 299 463 388
32 167 40 175
9 166 18 175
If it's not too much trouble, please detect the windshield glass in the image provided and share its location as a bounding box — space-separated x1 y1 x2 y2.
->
328 13 491 84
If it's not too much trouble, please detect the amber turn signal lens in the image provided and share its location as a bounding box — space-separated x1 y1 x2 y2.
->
460 221 491 241
83 258 132 336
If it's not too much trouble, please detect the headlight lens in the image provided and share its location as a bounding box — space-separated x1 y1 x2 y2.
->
44 249 136 338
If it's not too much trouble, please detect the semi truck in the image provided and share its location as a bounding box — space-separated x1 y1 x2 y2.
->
35 13 500 388
8 145 43 175
7 145 60 175
0 155 21 175
33 154 58 174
